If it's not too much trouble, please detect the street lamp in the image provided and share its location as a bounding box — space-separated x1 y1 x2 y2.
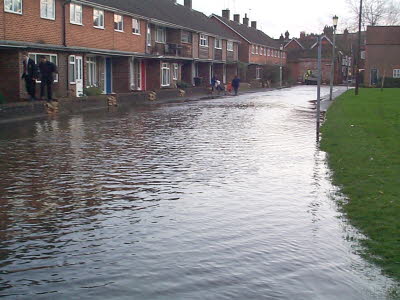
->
280 44 283 89
329 15 339 101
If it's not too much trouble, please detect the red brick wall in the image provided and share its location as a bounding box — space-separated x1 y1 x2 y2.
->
66 5 146 53
198 62 211 86
238 43 250 63
0 50 20 101
0 1 5 40
192 34 199 58
226 64 237 83
2 0 64 45
290 58 331 83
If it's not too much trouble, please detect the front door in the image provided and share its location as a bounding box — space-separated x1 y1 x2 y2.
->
370 68 378 86
75 56 83 97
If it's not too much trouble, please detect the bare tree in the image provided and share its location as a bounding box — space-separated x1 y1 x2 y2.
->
346 0 400 30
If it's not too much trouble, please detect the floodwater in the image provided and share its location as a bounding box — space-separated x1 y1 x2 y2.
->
0 86 397 299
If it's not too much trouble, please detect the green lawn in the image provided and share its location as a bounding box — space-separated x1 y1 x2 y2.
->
320 88 400 282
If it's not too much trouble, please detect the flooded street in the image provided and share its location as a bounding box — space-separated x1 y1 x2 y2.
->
0 86 396 299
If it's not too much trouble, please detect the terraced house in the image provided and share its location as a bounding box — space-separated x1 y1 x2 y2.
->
0 0 240 101
210 10 287 83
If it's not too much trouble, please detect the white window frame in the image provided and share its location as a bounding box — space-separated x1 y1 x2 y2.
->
172 63 179 80
393 69 400 78
114 14 124 32
69 55 76 84
132 18 140 35
256 67 262 79
200 34 208 47
255 46 258 55
28 52 59 83
227 41 234 52
4 0 22 14
86 57 97 87
70 3 82 25
361 51 366 60
251 45 255 54
161 63 171 87
267 48 271 56
40 0 55 20
215 39 222 49
147 24 152 46
93 8 104 29
264 48 267 56
156 26 166 43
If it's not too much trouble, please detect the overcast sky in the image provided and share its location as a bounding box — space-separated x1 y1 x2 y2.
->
177 0 354 38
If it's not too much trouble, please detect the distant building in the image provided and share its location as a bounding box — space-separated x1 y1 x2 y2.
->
365 26 400 86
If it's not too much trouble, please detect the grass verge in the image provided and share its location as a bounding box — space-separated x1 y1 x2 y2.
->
320 88 400 282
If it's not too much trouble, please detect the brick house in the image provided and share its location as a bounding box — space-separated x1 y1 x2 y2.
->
0 0 239 102
365 26 400 86
210 10 287 84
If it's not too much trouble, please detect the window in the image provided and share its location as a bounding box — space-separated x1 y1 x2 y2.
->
41 0 55 19
161 63 170 87
114 14 123 31
70 3 82 25
361 51 366 60
132 18 140 34
255 46 258 54
227 41 234 51
69 56 76 83
181 31 192 43
4 0 22 14
251 45 255 54
200 34 208 47
215 39 222 49
147 24 152 46
29 53 58 82
86 57 97 87
394 69 400 78
256 67 262 79
267 48 271 56
156 26 166 43
172 63 179 80
264 48 267 56
93 9 104 28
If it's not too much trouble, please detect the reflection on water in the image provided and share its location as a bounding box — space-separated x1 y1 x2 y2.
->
0 86 397 299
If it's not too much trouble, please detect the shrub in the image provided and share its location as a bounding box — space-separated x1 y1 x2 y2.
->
378 77 400 88
83 86 103 96
0 92 5 104
176 80 190 89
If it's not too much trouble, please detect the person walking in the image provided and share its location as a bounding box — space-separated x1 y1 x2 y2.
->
21 52 37 101
231 75 240 96
211 75 217 92
38 56 57 102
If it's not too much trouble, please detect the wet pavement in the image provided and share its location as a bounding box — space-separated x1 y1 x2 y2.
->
0 86 397 299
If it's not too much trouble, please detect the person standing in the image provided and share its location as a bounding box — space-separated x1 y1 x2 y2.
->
21 52 37 101
211 75 217 92
38 56 57 102
231 75 240 96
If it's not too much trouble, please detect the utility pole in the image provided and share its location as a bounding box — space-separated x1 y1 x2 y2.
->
316 35 322 140
329 15 339 101
355 0 363 96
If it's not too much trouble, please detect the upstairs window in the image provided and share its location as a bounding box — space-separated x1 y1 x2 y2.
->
227 41 234 51
114 14 124 31
156 26 166 43
255 46 258 55
70 3 82 25
41 0 55 20
264 48 267 56
393 69 400 78
93 9 104 28
251 45 255 54
181 31 192 43
147 24 152 46
200 34 208 47
267 48 271 56
132 18 140 34
215 39 222 49
4 0 22 14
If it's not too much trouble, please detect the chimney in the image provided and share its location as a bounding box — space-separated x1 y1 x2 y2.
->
243 14 249 26
184 0 192 9
300 31 306 39
222 9 230 20
251 21 257 29
233 14 240 23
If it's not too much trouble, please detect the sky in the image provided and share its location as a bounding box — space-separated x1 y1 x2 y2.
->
177 0 354 38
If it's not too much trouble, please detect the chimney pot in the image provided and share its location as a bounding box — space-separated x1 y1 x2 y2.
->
243 13 249 26
222 9 230 20
251 21 257 29
184 0 192 9
233 14 240 23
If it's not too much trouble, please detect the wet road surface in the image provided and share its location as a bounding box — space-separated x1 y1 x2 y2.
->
0 86 396 299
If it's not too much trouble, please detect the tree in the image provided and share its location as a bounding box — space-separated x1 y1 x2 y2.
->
346 0 400 30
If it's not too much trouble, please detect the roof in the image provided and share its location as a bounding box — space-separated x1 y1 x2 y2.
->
366 26 400 45
210 14 281 49
80 0 239 41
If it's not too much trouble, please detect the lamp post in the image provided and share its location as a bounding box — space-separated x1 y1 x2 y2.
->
280 44 283 89
329 15 339 101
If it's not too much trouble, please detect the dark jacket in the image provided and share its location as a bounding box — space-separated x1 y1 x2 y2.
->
232 78 240 88
22 58 37 79
39 61 57 81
